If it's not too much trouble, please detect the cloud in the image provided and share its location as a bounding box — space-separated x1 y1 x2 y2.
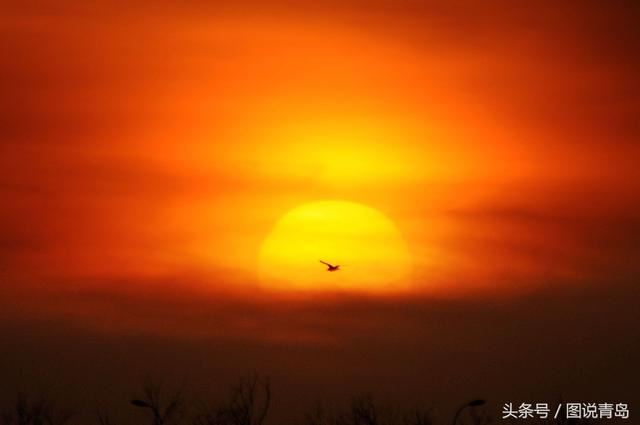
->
1 270 639 423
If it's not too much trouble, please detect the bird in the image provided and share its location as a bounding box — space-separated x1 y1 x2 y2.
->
320 260 340 272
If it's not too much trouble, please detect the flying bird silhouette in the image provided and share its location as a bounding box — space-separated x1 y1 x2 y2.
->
320 260 340 272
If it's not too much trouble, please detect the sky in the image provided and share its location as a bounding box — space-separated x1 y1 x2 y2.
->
1 0 639 423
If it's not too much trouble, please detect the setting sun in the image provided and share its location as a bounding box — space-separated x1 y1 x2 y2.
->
258 200 413 293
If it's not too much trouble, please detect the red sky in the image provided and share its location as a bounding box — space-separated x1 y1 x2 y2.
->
1 0 639 422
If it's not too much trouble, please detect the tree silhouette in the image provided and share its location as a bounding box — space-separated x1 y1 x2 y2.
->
302 395 433 425
193 373 271 425
95 408 114 425
130 380 185 425
1 393 73 425
0 375 608 425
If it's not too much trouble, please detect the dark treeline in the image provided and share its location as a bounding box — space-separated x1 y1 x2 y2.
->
0 374 601 425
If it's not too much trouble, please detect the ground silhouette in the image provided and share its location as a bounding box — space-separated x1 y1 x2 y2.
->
1 374 605 425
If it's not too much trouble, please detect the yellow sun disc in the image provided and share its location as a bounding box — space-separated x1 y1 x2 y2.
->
258 200 413 293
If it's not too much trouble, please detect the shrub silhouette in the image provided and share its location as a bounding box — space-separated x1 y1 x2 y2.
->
0 377 607 425
193 373 271 425
302 395 433 425
129 380 185 425
1 393 73 425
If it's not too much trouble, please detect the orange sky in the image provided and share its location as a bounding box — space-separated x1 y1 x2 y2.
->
1 0 639 331
1 1 640 422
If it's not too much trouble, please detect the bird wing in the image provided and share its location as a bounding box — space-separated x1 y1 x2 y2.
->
319 260 333 267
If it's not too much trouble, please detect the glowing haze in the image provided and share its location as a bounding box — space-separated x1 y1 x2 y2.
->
0 0 639 324
1 2 640 422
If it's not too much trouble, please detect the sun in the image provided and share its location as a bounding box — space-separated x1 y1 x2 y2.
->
258 200 413 293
